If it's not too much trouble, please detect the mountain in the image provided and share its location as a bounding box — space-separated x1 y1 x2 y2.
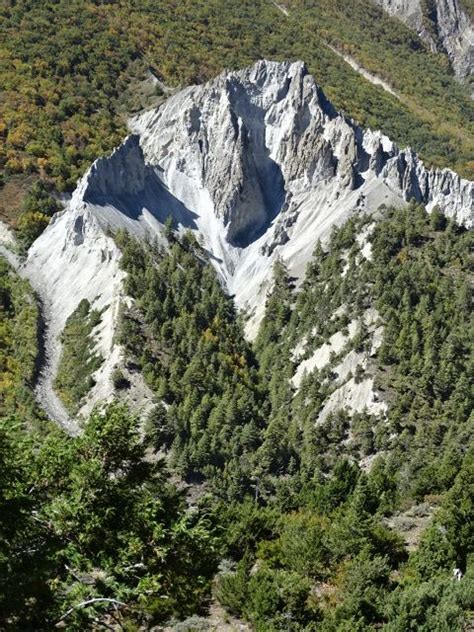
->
23 60 472 422
1 35 473 632
373 0 473 87
2 0 474 230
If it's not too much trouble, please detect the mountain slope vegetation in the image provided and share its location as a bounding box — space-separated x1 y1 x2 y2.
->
0 256 39 420
1 2 473 628
254 204 473 501
2 205 471 628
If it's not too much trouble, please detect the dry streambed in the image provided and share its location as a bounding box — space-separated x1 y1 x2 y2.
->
1 223 79 435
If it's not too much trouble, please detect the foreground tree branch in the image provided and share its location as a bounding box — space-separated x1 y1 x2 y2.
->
57 598 127 623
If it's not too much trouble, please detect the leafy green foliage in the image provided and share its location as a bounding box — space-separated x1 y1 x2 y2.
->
209 205 473 628
370 205 473 499
0 404 218 628
16 181 63 251
384 573 474 632
251 204 473 504
411 453 474 578
214 484 406 631
384 455 474 631
117 232 265 485
1 204 472 629
213 460 473 630
0 256 39 418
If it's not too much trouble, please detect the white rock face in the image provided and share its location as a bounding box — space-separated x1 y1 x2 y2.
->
25 59 473 421
0 220 19 269
373 0 473 87
0 220 15 246
80 60 471 328
24 206 124 430
316 319 386 424
374 0 436 45
318 377 388 423
291 319 359 388
291 307 388 425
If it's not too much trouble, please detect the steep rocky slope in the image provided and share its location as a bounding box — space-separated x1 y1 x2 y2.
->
25 59 473 420
374 0 473 88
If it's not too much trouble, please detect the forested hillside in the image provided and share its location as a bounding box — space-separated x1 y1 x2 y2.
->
0 256 39 420
2 205 472 629
1 0 473 235
115 230 266 482
1 1 473 628
254 204 473 501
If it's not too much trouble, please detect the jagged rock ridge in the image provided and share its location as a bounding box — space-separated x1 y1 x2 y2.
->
25 59 473 418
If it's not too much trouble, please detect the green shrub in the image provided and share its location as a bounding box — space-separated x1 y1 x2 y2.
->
54 299 104 413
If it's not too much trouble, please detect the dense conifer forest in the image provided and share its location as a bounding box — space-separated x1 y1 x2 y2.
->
1 204 472 629
1 0 473 628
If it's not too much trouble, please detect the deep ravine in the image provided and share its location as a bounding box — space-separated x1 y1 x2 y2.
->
1 233 79 435
33 288 80 436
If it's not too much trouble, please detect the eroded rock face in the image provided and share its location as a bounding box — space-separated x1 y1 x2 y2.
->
374 0 433 42
129 60 472 231
32 59 473 328
373 0 473 87
79 135 147 202
25 60 473 416
434 0 473 81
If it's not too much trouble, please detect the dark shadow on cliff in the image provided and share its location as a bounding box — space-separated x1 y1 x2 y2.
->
85 166 200 230
225 80 287 248
81 136 199 229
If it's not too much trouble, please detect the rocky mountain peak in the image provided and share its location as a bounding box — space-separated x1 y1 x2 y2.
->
75 58 471 245
20 58 473 421
27 59 473 349
129 59 337 247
